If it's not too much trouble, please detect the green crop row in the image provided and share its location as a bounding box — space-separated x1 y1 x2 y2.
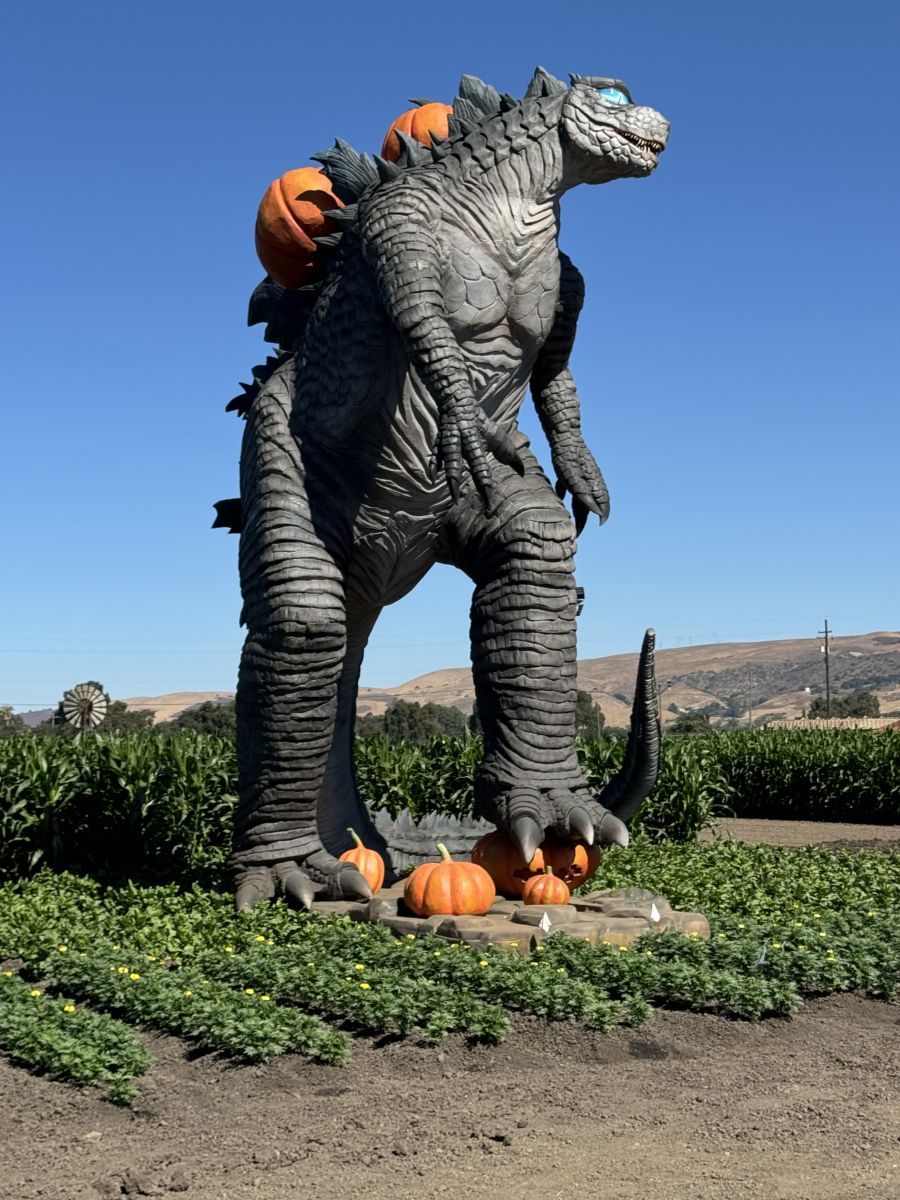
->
3 837 900 1101
1 728 899 886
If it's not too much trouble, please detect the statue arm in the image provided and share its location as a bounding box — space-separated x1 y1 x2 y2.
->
530 252 610 534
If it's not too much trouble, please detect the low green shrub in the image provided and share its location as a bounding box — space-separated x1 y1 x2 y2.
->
0 970 150 1103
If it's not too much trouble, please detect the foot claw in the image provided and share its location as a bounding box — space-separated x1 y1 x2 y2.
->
567 806 595 845
510 815 543 865
339 866 373 901
598 812 629 848
280 868 318 911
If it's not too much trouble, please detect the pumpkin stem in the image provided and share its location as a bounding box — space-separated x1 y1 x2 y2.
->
545 865 554 876
347 827 363 849
436 843 453 862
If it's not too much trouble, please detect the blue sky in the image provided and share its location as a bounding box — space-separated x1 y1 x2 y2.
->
1 0 898 709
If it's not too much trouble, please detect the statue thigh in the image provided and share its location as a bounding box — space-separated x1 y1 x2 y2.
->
440 445 582 806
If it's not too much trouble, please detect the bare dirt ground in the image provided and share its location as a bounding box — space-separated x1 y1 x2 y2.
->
2 996 900 1200
700 818 900 853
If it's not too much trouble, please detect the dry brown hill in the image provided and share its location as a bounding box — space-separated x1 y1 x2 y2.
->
120 632 900 728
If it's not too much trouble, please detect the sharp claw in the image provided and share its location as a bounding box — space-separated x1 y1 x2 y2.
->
598 812 629 848
510 815 543 865
555 477 567 500
568 806 595 845
235 879 271 911
339 867 373 901
283 869 317 911
572 498 589 535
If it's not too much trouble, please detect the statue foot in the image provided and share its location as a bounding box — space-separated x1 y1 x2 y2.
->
482 784 629 863
234 850 372 912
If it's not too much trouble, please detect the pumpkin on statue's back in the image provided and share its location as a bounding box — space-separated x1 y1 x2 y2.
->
254 166 344 289
381 102 453 162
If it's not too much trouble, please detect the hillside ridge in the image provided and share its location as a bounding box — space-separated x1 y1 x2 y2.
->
113 632 900 728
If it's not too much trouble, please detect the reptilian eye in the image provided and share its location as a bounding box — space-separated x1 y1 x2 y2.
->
597 87 630 105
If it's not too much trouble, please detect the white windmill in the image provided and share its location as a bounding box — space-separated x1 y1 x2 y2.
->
62 682 109 733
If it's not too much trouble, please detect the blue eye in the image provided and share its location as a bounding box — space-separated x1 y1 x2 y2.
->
597 87 630 106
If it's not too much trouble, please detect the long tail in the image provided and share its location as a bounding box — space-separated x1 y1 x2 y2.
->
597 629 661 824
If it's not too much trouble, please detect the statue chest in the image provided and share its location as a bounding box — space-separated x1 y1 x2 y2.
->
440 214 561 358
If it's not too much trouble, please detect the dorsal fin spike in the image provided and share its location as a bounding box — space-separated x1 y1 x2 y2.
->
408 96 437 107
523 65 568 99
373 155 403 183
311 138 379 203
393 129 433 169
457 74 502 116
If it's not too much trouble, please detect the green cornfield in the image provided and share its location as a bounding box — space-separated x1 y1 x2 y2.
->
1 728 898 883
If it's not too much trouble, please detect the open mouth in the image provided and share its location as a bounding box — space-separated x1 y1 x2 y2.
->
618 128 666 155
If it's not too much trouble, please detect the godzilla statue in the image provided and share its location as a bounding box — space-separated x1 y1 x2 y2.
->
216 67 670 910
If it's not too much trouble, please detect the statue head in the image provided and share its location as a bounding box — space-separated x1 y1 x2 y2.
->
560 75 670 188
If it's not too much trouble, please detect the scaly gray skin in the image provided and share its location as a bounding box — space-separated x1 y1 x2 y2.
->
227 69 669 910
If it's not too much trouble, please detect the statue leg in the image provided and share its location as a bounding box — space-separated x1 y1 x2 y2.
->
231 366 374 910
441 444 633 861
315 604 392 870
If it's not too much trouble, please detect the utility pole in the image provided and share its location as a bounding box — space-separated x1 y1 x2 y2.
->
818 619 834 718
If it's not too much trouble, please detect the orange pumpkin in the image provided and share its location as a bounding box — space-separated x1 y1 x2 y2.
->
522 865 571 906
338 827 384 895
404 843 496 917
381 102 453 162
471 829 602 897
254 166 344 289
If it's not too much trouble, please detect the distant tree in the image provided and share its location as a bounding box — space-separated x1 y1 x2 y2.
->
808 691 880 719
468 701 482 735
355 712 385 737
668 711 712 736
97 701 156 733
575 689 605 739
0 705 27 739
169 700 236 735
381 698 467 743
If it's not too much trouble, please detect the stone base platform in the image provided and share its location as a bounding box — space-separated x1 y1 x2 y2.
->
311 884 709 956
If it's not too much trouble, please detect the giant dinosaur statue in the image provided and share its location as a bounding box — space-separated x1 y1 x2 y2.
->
217 68 669 910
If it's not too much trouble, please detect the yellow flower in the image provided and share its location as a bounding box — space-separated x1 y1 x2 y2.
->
307 962 315 967
360 982 371 990
795 923 803 928
118 967 127 974
130 973 140 980
433 951 441 957
407 934 415 940
245 988 254 995
110 966 116 971
772 943 781 949
618 946 628 952
799 945 807 950
395 940 403 945
113 944 120 950
58 946 67 953
225 946 233 953
267 939 273 945
819 932 826 937
30 989 40 997
813 913 820 919
718 934 726 939
63 1005 75 1012
868 911 875 917
261 995 270 1001
256 935 266 942
184 990 192 997
148 955 157 961
480 961 488 967
556 968 565 974
645 951 653 957
2 971 11 976
793 904 799 909
355 964 365 970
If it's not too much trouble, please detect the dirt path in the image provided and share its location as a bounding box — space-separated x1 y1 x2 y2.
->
700 817 900 852
2 993 900 1200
